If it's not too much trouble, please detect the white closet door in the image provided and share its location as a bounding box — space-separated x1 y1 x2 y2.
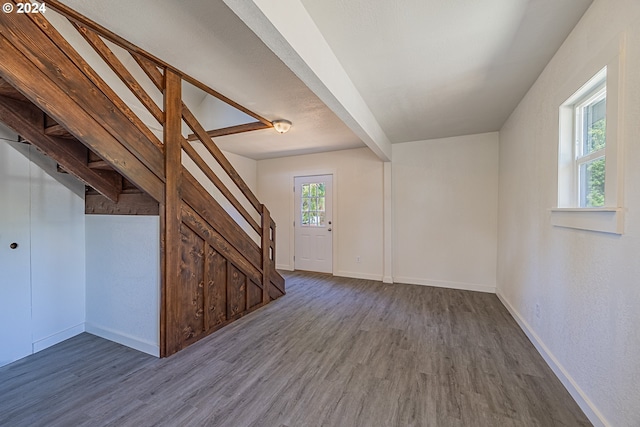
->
0 141 33 367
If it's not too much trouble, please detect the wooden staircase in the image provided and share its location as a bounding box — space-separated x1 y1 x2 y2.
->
0 1 285 357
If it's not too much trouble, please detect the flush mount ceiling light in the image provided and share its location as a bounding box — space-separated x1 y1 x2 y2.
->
272 119 292 134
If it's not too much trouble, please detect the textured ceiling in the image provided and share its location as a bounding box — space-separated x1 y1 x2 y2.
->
59 0 593 158
300 0 593 143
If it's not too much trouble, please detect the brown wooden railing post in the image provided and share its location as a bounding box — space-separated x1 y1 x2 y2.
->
270 218 276 273
261 204 271 304
162 69 182 356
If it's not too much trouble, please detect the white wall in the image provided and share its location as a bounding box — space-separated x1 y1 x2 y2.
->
258 147 384 280
29 153 86 351
393 133 499 293
85 216 160 356
0 130 86 360
497 0 640 425
223 150 258 193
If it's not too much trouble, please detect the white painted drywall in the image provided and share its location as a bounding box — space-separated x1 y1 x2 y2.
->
393 133 499 293
85 215 160 356
0 131 86 362
29 151 86 352
497 0 640 425
257 147 384 280
223 150 258 194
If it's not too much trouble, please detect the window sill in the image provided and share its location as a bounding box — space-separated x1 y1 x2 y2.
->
550 207 624 234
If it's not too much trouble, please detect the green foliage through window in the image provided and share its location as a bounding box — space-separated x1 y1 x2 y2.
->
301 182 326 226
582 118 606 207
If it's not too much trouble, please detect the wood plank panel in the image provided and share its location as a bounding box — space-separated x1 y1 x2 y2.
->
0 33 164 202
206 248 227 329
247 280 263 310
227 264 246 318
270 269 286 297
178 223 205 345
181 202 262 286
181 170 262 271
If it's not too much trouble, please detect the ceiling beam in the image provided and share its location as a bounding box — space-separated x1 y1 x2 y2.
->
223 0 392 161
187 121 271 142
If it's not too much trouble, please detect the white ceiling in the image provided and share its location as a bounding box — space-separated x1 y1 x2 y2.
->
299 0 593 143
59 0 593 160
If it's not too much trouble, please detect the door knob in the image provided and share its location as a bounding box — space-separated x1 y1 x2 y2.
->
10 242 18 249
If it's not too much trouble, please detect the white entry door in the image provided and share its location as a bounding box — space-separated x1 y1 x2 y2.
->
294 175 333 273
0 141 33 367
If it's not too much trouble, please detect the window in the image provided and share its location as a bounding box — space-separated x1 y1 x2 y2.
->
558 67 608 208
574 82 606 207
300 182 326 227
552 50 624 235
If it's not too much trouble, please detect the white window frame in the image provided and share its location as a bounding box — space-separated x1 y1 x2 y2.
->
574 81 606 208
551 37 625 234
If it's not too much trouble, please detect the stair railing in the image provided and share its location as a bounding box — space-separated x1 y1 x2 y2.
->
36 0 282 354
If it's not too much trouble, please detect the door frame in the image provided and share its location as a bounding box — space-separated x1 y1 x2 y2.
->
289 171 337 274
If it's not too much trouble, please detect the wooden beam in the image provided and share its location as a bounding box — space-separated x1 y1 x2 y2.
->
44 123 73 138
0 76 29 102
163 69 183 356
0 96 121 202
261 205 271 305
86 192 159 215
181 139 261 234
182 105 262 213
131 53 164 92
0 22 164 202
72 23 164 125
45 0 273 127
87 160 112 170
17 11 165 165
186 121 271 142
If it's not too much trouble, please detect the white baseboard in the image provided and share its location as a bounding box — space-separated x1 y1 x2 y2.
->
32 323 85 353
393 276 495 293
85 323 159 357
382 275 393 284
335 270 384 281
496 292 610 427
276 263 294 271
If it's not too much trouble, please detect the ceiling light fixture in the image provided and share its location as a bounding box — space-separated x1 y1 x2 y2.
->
272 119 292 134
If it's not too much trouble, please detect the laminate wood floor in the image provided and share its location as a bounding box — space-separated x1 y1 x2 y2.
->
0 271 591 427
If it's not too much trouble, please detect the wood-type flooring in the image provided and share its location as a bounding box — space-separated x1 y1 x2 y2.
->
0 271 591 426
